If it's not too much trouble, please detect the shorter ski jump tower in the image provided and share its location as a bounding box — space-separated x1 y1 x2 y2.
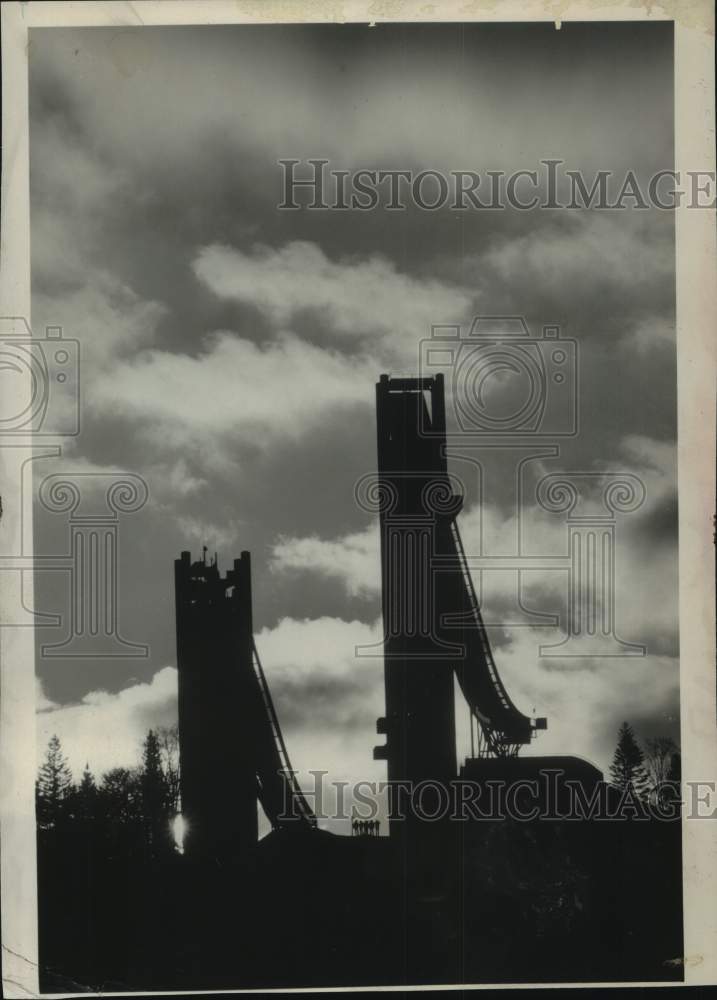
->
175 550 315 861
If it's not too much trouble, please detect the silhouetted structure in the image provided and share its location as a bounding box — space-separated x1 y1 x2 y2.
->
175 550 315 862
373 375 459 794
175 550 259 859
460 754 604 816
373 375 550 831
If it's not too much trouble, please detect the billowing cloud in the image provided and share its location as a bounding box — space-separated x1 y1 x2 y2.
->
36 667 178 781
193 241 472 356
33 275 166 369
478 212 673 323
88 330 377 444
271 524 380 598
255 615 384 732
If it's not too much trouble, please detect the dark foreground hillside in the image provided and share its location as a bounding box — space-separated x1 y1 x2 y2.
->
37 816 683 992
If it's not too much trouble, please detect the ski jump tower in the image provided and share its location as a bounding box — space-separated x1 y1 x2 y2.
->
175 550 315 861
372 374 549 820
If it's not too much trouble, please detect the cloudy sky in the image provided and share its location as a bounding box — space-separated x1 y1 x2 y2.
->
30 21 677 820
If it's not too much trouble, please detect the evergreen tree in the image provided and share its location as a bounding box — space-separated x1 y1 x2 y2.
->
79 764 97 793
36 735 74 829
140 729 171 854
72 764 99 824
609 722 648 798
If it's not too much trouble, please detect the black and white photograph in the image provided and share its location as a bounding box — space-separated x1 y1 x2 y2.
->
0 1 715 995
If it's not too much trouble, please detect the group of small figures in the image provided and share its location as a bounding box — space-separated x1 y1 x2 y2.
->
351 815 380 837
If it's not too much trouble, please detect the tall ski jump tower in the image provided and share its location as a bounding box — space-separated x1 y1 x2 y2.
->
373 374 549 829
373 374 459 792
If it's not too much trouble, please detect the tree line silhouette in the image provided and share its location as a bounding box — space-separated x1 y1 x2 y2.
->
36 727 181 859
36 720 680 842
